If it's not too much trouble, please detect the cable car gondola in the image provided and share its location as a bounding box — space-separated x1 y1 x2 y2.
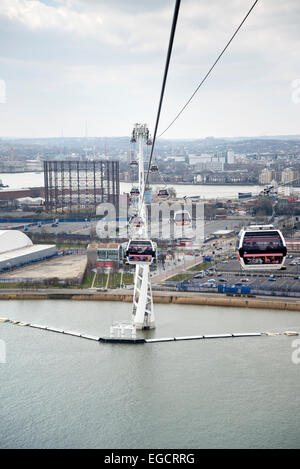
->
150 164 158 173
125 239 156 265
174 210 191 226
130 216 143 228
130 160 138 168
237 225 287 271
130 187 140 197
130 131 136 144
157 189 169 199
178 239 193 247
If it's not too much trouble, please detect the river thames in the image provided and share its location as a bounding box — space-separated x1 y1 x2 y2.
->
0 300 300 449
0 171 275 200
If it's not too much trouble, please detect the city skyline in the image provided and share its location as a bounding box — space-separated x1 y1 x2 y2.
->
0 0 300 138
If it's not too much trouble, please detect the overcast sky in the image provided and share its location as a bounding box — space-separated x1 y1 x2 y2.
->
0 0 300 139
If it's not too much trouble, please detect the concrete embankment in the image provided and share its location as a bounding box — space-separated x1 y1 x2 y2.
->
0 289 300 312
171 295 300 311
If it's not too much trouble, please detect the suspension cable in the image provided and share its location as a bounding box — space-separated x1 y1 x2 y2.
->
158 0 260 138
141 0 181 207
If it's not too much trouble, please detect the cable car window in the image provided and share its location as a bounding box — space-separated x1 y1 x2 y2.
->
243 231 283 252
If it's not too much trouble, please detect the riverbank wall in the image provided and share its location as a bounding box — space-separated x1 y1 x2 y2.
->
0 289 300 312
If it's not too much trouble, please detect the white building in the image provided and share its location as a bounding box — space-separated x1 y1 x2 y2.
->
0 230 56 273
227 151 235 164
281 168 294 184
259 168 275 185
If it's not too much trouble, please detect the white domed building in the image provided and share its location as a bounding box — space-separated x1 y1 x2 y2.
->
0 230 56 272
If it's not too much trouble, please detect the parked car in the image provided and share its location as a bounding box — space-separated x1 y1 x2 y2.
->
194 273 204 279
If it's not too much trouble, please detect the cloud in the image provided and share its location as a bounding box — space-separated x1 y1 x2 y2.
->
0 0 173 51
1 0 300 138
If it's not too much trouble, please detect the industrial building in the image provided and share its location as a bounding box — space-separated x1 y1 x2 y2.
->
87 243 124 270
0 230 56 273
0 188 45 209
212 230 235 239
44 160 120 214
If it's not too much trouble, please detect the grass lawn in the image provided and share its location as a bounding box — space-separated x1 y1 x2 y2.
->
81 272 95 288
187 261 211 272
122 273 134 285
166 273 194 282
107 272 134 288
0 282 28 289
82 271 134 289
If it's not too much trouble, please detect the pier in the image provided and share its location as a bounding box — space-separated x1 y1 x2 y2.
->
0 317 298 344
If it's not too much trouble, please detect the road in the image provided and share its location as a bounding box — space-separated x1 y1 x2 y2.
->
3 216 247 240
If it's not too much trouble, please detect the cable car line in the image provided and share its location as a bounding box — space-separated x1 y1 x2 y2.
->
141 0 181 208
158 0 260 138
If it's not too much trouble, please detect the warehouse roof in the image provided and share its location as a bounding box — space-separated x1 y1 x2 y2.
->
213 230 235 236
0 244 55 264
0 230 33 254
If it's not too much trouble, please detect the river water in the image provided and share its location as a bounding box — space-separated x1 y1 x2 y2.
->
0 300 300 449
1 171 298 200
0 172 262 199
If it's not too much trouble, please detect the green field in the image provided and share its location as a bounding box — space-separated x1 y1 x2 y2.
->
107 272 134 289
81 271 134 289
187 261 211 272
165 261 212 282
166 273 194 282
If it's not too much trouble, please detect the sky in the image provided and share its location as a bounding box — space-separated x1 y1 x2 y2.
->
0 0 300 139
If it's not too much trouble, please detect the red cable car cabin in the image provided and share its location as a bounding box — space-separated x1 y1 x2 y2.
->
125 240 156 265
237 225 287 271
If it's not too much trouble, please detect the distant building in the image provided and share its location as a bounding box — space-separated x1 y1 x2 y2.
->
259 168 275 185
281 168 295 184
166 155 187 163
195 161 224 172
227 150 235 164
189 153 211 165
17 197 44 208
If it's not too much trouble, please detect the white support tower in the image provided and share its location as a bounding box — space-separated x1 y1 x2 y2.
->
131 123 155 330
